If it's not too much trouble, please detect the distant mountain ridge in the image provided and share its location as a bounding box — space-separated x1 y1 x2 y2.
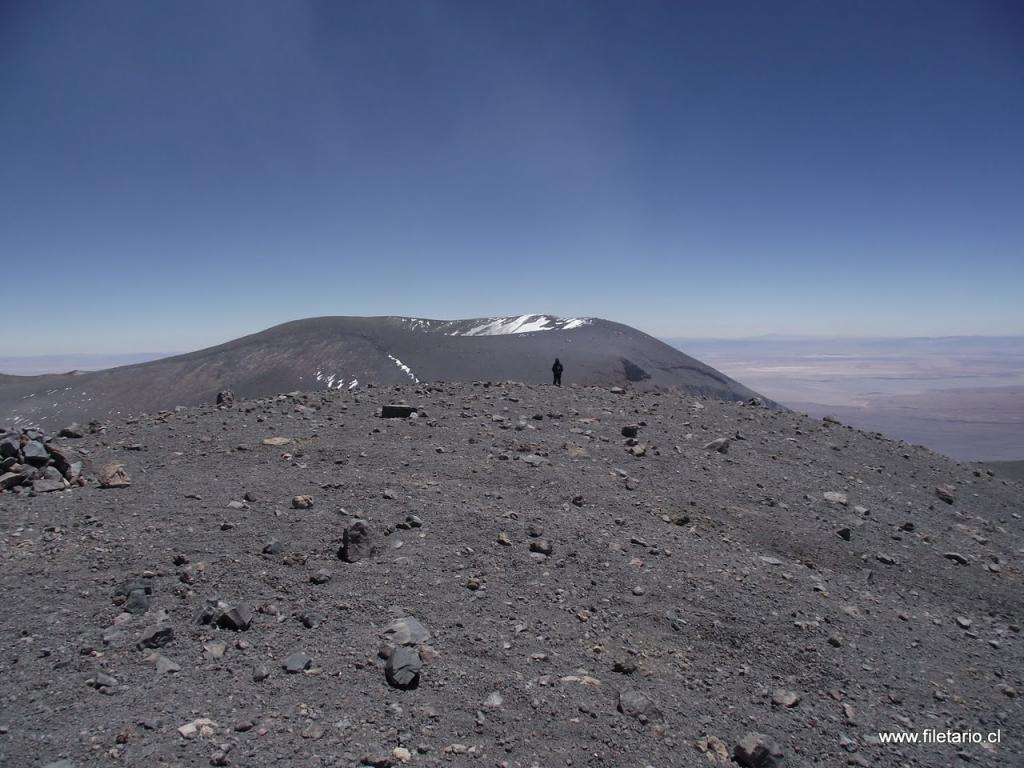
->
0 315 772 428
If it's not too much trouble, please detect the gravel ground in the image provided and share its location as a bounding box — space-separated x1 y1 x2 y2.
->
1 382 1021 767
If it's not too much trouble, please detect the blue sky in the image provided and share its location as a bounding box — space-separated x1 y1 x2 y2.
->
2 1 1022 354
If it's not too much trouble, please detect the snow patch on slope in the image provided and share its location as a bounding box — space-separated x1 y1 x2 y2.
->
452 315 591 336
315 370 358 391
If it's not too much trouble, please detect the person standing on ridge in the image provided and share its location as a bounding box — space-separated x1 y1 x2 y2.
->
552 358 563 386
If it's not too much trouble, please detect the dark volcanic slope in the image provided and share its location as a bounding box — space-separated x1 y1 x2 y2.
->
0 316 768 429
1 384 1021 767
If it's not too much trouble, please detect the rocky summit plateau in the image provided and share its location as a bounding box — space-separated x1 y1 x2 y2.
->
0 315 771 430
0 378 1021 767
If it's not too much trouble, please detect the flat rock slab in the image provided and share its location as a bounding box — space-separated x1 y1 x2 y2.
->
282 652 312 674
384 616 431 646
381 405 417 418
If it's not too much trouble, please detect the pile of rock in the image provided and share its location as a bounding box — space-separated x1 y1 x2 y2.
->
0 427 87 494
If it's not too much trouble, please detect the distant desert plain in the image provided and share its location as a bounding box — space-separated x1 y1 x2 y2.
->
671 336 1024 464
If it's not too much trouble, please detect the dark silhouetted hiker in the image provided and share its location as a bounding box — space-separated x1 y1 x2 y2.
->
552 358 563 386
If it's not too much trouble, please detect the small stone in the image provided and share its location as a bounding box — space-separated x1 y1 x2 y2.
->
771 688 800 708
955 616 973 629
695 735 731 764
835 527 852 541
252 665 270 682
621 425 639 438
613 659 637 674
291 495 313 509
261 436 292 446
177 718 217 739
935 484 956 504
497 532 512 546
98 463 131 488
204 641 227 659
87 671 119 690
262 540 283 555
483 691 503 708
823 491 848 506
310 568 332 584
876 553 897 566
944 552 969 565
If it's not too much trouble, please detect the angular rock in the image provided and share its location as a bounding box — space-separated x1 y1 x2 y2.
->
45 444 81 478
385 645 422 689
215 390 235 406
339 519 376 563
33 478 67 493
823 491 848 506
936 484 956 504
621 425 640 438
734 733 783 767
282 651 312 674
137 625 174 649
0 471 26 490
124 589 151 614
216 604 253 631
22 441 49 466
291 495 313 509
617 687 662 722
58 424 84 438
703 437 730 454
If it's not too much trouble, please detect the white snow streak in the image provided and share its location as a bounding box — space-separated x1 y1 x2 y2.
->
387 354 419 383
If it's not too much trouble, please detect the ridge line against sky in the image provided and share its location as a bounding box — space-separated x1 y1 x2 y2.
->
2 0 1022 355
